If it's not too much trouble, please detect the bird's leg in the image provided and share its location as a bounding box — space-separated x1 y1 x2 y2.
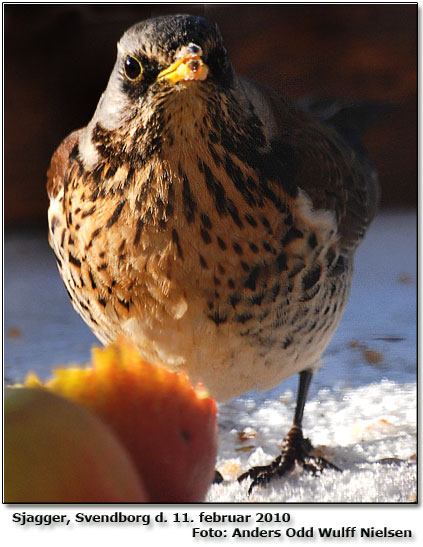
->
238 370 341 494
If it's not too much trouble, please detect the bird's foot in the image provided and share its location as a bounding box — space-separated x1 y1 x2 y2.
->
238 425 341 494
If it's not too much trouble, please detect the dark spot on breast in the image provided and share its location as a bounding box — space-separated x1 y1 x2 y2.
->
68 253 81 268
260 215 272 234
302 264 322 292
284 214 293 225
88 269 96 289
202 160 227 215
276 252 288 272
245 214 258 227
208 311 227 325
217 237 227 250
86 227 101 250
90 187 99 202
134 218 144 246
81 205 96 218
227 199 244 228
241 261 250 272
200 228 212 244
249 242 259 253
98 297 107 308
118 298 130 311
270 282 281 302
255 335 275 348
224 153 256 207
228 278 235 289
172 229 184 260
299 281 321 302
209 130 219 144
218 264 225 275
249 291 265 306
308 232 318 250
288 260 305 279
281 226 304 246
199 254 208 269
201 213 212 229
106 199 126 228
235 312 253 324
124 166 135 188
91 163 105 185
105 163 118 180
97 263 107 271
244 265 260 291
209 143 222 167
229 293 241 308
182 173 197 223
233 242 243 255
258 308 270 321
213 275 221 286
282 337 293 349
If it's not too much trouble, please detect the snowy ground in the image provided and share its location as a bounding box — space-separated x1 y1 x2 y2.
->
4 210 417 503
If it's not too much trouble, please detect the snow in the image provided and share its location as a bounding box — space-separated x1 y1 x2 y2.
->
4 210 417 503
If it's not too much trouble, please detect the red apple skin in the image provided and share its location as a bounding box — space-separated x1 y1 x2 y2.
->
4 387 148 503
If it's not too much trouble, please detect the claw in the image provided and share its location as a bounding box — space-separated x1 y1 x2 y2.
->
238 425 341 494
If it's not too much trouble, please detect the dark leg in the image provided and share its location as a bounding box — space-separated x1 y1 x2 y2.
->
238 370 340 494
293 369 313 427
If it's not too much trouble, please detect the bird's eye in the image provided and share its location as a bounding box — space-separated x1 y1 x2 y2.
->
124 55 143 81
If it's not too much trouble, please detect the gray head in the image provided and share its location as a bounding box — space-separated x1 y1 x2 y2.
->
87 15 234 131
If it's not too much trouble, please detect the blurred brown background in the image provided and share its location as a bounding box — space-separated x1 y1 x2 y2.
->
4 4 417 229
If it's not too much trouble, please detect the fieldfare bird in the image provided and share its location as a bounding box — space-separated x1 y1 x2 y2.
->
47 14 379 491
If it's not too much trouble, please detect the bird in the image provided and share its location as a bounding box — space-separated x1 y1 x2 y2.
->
47 14 379 492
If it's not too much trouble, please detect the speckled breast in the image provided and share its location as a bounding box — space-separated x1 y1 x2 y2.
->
48 138 352 401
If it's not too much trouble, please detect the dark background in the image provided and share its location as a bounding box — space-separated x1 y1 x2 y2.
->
4 4 417 229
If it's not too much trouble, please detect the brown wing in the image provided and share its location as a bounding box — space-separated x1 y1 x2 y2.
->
289 118 378 253
244 79 379 254
47 129 82 199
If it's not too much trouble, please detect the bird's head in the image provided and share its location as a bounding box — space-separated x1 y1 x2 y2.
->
86 15 235 136
79 14 271 195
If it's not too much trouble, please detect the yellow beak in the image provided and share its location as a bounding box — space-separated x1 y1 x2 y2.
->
157 43 208 84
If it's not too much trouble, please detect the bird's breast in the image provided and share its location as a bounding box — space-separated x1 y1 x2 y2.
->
51 121 350 401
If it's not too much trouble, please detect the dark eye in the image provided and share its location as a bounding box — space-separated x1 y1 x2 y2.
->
124 55 143 81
